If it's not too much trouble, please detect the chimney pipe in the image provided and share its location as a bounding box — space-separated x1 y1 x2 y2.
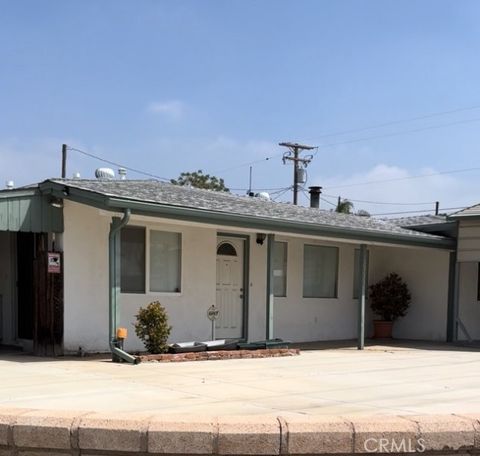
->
308 186 322 208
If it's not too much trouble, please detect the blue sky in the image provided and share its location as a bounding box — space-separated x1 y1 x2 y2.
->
1 0 480 214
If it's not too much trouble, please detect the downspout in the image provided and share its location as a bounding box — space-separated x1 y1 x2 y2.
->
108 208 137 363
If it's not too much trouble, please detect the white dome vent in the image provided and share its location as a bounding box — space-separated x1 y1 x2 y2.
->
255 192 271 200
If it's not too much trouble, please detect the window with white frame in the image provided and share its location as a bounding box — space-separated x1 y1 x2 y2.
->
353 248 369 299
150 230 182 293
120 226 146 293
303 244 338 298
120 226 182 294
273 241 287 297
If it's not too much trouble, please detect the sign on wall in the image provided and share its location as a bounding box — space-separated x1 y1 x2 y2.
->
47 252 61 274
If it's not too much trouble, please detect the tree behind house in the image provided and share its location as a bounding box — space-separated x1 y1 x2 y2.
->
335 198 354 214
171 170 229 192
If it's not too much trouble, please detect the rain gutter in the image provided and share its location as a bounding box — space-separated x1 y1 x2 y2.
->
108 208 137 364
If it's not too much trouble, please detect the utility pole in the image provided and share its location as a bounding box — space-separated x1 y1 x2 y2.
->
279 142 316 205
61 144 67 178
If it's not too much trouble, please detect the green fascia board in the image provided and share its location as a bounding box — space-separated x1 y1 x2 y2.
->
105 198 455 250
39 181 455 250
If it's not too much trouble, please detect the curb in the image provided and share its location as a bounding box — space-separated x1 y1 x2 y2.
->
1 408 479 454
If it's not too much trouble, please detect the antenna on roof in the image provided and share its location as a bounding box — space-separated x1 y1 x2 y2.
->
61 144 67 178
247 166 254 197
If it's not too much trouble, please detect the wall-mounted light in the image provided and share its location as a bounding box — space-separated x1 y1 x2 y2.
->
49 197 63 209
256 233 266 245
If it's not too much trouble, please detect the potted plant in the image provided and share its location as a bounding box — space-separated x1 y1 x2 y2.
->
369 273 411 338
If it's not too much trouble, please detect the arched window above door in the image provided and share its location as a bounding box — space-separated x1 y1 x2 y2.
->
217 242 237 256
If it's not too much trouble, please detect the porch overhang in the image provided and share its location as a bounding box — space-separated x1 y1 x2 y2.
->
0 189 63 233
40 181 455 250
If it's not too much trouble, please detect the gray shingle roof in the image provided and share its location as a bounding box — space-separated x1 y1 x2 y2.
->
450 203 480 219
388 214 449 228
48 179 448 242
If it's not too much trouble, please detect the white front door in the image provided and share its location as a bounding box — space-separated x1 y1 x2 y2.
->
215 236 244 339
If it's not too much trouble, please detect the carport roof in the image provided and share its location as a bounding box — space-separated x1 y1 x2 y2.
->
26 178 455 249
449 203 480 219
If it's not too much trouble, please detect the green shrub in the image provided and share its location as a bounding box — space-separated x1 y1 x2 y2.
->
134 301 172 354
369 273 411 322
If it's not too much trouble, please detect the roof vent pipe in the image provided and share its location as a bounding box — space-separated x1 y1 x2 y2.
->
118 168 127 180
308 186 322 208
5 180 14 190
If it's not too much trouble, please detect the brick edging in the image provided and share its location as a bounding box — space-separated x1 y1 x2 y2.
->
1 408 480 454
136 348 300 363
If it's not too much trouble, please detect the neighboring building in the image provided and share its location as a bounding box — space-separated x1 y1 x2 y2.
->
448 205 480 342
0 178 457 358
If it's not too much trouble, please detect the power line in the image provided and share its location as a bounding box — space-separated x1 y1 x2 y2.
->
321 193 436 206
270 186 293 201
371 206 466 217
318 116 480 149
229 186 288 191
67 146 171 182
320 197 338 208
324 166 480 190
314 104 480 139
213 154 282 175
212 105 480 176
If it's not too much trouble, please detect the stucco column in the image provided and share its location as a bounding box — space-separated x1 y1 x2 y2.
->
266 233 275 340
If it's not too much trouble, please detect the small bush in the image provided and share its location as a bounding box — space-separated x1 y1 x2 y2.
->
369 273 411 322
134 301 172 354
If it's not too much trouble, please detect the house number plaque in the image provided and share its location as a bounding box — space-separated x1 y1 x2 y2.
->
207 305 219 341
207 305 219 321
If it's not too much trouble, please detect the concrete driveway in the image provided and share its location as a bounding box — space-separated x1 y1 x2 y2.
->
1 342 480 416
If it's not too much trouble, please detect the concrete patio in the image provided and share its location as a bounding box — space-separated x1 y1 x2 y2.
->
1 341 480 416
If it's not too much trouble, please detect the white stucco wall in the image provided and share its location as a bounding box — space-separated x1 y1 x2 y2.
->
63 201 218 353
271 237 362 342
62 201 451 352
370 245 450 341
457 261 480 340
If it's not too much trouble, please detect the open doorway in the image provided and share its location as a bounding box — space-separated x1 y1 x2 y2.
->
0 231 63 355
16 232 35 342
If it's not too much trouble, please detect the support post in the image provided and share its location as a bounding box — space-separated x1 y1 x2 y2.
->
266 233 275 340
357 244 368 350
453 260 460 342
446 251 457 342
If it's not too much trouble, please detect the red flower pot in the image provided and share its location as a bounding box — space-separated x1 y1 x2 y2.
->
373 320 393 339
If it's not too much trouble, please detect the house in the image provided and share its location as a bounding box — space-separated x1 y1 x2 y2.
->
0 177 458 360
